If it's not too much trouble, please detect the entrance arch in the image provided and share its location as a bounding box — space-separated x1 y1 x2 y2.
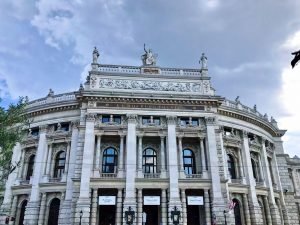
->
233 199 242 225
48 198 60 225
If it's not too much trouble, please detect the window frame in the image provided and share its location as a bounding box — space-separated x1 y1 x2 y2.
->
54 151 66 178
102 147 118 173
142 148 157 174
182 149 196 175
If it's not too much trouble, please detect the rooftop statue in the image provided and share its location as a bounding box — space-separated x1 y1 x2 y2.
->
200 53 208 69
141 44 157 66
93 47 100 64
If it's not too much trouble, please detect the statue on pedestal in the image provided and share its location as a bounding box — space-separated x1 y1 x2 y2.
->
141 44 157 66
200 53 208 69
93 47 99 63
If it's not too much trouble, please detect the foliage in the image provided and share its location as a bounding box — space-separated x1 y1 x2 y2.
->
0 97 28 182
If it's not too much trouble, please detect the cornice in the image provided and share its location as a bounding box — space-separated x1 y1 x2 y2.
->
27 104 79 117
218 109 284 137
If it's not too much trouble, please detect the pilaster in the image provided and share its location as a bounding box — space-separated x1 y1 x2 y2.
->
205 116 225 224
241 131 263 225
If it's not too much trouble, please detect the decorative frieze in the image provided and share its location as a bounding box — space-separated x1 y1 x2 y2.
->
94 77 204 93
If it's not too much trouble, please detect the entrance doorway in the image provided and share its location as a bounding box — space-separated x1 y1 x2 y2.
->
185 189 205 225
143 205 159 225
143 189 161 225
98 189 117 225
99 205 116 225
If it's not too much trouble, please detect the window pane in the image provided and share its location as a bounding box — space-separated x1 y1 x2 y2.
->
102 116 110 123
114 116 121 124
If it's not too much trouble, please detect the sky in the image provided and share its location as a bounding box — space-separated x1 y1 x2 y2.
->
0 0 299 157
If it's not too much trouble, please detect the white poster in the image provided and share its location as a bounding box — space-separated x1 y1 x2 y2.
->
144 196 160 205
98 196 116 205
187 196 204 205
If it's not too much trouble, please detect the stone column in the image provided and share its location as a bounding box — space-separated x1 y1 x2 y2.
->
9 195 18 225
258 156 265 184
199 137 208 178
137 189 142 225
161 189 167 225
17 150 25 180
62 141 71 181
116 189 123 225
263 195 272 225
95 135 101 170
178 135 185 178
261 139 281 225
118 133 125 177
204 189 211 225
237 149 246 183
272 151 290 225
77 114 96 225
123 114 137 225
160 136 166 177
24 125 48 225
91 189 98 225
37 193 46 225
45 143 53 177
137 134 143 178
180 189 187 225
166 116 181 225
59 121 79 225
241 131 262 225
205 117 225 223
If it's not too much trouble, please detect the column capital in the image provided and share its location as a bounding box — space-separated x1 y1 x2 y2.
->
39 125 48 133
160 135 166 140
86 113 96 122
71 120 80 129
126 114 137 123
205 116 216 125
177 133 184 139
166 115 177 125
242 130 249 138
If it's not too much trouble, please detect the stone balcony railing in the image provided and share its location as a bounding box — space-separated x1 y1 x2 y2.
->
185 173 203 179
98 64 201 76
144 173 161 179
49 177 62 183
100 173 118 178
27 92 76 109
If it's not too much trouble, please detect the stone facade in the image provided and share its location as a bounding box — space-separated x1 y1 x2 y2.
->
0 48 300 225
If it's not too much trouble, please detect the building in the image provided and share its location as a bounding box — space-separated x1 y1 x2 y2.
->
0 47 300 225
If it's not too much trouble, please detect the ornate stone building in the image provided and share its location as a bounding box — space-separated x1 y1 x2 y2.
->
0 47 300 225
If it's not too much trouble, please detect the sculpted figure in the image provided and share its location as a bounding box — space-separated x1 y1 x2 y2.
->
200 53 208 69
141 44 157 66
93 47 100 63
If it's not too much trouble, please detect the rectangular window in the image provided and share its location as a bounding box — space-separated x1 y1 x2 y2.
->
191 119 199 126
30 127 39 136
113 116 121 124
102 115 110 123
180 118 189 126
153 117 160 125
142 117 151 125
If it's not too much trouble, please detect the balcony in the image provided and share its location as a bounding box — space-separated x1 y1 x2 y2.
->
100 173 118 178
144 173 161 179
185 173 203 179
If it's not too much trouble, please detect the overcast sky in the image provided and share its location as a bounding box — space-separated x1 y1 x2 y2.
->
0 0 299 157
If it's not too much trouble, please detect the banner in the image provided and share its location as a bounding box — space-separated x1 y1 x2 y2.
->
144 196 160 205
187 196 204 205
98 196 116 205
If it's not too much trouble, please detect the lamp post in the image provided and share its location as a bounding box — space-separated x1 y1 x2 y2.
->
223 210 227 225
171 206 181 225
125 206 135 225
79 210 83 225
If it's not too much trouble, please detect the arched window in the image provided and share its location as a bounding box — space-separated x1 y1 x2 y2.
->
183 149 196 175
143 148 157 173
102 148 118 173
251 158 258 181
233 199 242 225
26 155 35 180
18 200 27 225
54 151 66 178
227 154 237 179
48 198 60 225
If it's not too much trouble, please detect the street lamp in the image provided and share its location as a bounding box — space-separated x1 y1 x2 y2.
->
79 210 83 225
223 210 227 225
125 206 135 225
171 206 181 225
